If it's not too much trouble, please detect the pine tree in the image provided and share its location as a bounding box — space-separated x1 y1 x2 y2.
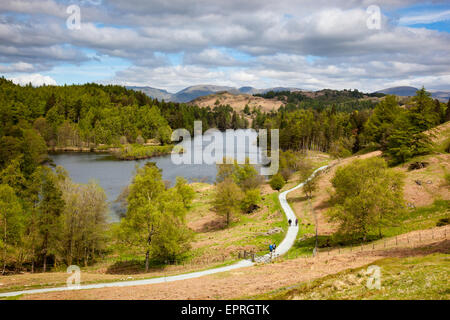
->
363 95 400 149
409 87 437 130
445 99 450 122
385 89 434 165
434 99 443 124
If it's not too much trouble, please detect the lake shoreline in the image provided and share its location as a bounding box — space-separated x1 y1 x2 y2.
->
48 144 181 161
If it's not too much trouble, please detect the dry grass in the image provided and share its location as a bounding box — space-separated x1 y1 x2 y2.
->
395 153 450 207
189 92 284 113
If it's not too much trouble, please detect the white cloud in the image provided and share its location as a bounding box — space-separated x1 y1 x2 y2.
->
0 62 34 73
399 10 450 25
9 73 57 86
1 0 450 91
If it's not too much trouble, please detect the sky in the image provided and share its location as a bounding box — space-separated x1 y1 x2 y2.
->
1 0 450 93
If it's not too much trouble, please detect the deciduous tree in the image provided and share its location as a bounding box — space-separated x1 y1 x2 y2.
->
214 178 243 227
327 157 404 241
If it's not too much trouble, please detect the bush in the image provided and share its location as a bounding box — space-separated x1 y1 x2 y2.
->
241 188 261 213
175 177 195 208
280 167 293 181
408 161 429 171
269 174 286 191
436 218 450 227
443 173 450 186
119 136 128 145
136 135 145 145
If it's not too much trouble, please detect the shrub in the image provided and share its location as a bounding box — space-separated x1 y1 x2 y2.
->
119 136 128 145
269 174 286 191
136 135 145 145
436 218 450 227
444 173 450 186
241 188 261 213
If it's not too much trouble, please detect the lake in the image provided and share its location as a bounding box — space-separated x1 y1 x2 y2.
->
50 130 265 221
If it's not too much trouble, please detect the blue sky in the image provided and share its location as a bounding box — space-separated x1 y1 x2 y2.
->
1 0 450 92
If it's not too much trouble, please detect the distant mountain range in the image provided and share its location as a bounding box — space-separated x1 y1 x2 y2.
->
126 85 300 102
127 85 450 103
375 86 450 101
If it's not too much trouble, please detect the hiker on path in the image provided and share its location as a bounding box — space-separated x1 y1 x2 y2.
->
295 218 298 226
269 244 273 259
288 219 292 226
273 244 276 253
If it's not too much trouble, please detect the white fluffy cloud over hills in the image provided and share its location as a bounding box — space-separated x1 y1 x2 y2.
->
1 0 449 91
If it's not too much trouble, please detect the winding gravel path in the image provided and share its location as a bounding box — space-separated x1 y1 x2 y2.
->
0 165 328 298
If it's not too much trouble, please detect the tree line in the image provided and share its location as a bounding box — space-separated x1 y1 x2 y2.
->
0 78 248 153
0 161 108 273
253 88 448 165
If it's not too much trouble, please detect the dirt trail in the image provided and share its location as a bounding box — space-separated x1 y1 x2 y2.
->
21 225 449 300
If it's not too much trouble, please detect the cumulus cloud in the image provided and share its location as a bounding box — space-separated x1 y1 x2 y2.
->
0 62 35 73
9 73 57 86
184 48 241 66
0 0 449 91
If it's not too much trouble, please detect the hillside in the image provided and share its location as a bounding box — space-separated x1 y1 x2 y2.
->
125 86 173 101
188 91 284 112
375 86 450 101
127 85 302 103
16 226 450 299
375 86 419 96
252 245 449 300
285 121 450 258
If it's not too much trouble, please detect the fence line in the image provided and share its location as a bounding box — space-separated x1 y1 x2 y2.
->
107 226 449 275
267 225 449 263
